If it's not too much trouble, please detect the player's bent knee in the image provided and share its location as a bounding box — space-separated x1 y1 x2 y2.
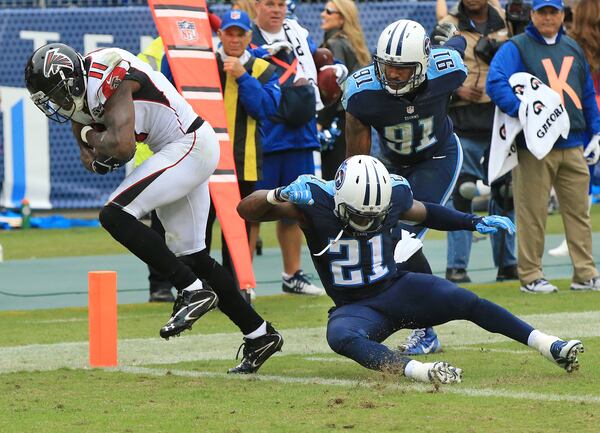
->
326 325 363 355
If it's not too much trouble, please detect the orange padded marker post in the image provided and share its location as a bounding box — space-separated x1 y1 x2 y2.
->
88 271 118 367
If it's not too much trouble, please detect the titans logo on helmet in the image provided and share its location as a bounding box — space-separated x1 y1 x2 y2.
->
43 48 74 78
423 36 431 57
335 161 347 190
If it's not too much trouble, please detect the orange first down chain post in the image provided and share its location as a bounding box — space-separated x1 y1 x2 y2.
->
148 0 257 292
88 271 118 367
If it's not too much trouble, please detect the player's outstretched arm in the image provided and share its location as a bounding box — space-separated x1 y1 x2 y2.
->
345 111 372 157
237 190 304 223
401 200 515 235
81 80 138 162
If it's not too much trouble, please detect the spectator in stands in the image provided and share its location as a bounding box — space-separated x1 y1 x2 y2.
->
233 0 256 21
436 0 518 284
318 0 370 180
250 0 345 295
487 0 600 293
436 0 501 21
549 0 600 257
204 10 281 286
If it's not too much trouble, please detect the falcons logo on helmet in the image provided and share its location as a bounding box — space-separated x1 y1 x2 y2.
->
43 48 74 78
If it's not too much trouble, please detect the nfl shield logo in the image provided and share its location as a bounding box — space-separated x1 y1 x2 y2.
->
407 106 415 114
177 20 197 41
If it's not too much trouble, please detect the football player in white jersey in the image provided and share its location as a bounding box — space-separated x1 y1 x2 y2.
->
24 43 282 374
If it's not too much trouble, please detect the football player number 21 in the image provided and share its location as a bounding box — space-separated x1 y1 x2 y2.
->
329 235 389 286
383 116 436 155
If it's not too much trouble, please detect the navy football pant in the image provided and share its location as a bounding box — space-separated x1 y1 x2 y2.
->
326 272 534 371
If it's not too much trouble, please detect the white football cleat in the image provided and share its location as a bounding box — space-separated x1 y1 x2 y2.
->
547 339 584 373
427 361 463 384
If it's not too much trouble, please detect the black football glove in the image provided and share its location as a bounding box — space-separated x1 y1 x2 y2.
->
91 155 126 175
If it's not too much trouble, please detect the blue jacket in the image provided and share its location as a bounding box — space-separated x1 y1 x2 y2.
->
251 23 320 154
486 23 600 148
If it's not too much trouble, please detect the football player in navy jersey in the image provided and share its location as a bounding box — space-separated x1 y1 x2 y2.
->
342 19 467 355
238 155 584 384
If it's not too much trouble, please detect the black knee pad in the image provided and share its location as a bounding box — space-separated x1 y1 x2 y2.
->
99 205 137 243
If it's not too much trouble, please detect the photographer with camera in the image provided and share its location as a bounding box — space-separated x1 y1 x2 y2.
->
434 0 518 284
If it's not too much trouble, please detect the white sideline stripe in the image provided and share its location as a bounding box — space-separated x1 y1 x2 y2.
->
114 366 600 404
168 51 214 59
154 10 207 19
1 311 599 374
182 91 223 100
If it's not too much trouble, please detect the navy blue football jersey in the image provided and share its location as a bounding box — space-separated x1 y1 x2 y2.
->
342 47 467 166
297 175 414 305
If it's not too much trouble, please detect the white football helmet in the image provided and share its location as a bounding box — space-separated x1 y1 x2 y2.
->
373 20 431 96
333 155 392 234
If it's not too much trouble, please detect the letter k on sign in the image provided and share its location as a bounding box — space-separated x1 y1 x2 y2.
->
542 57 582 109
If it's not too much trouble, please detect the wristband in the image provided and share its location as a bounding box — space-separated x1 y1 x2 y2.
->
81 126 93 143
266 188 284 205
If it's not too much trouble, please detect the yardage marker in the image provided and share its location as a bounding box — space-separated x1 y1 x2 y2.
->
114 366 600 404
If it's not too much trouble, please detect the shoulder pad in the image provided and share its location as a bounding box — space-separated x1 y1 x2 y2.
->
427 47 467 80
390 174 410 188
342 65 381 110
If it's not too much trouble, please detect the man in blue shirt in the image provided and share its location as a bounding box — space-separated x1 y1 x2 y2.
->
487 0 600 293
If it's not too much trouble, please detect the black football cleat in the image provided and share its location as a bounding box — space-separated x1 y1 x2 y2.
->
159 284 218 339
227 323 283 374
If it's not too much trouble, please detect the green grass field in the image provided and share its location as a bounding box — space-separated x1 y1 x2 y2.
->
0 285 599 433
1 205 598 259
1 208 599 432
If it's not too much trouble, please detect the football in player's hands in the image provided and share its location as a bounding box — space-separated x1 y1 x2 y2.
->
91 152 127 175
318 67 342 107
313 47 334 69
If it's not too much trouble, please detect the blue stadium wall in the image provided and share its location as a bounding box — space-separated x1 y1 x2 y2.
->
0 3 438 209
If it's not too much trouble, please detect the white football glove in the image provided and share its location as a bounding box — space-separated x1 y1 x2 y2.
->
583 134 600 165
320 64 348 85
261 41 294 57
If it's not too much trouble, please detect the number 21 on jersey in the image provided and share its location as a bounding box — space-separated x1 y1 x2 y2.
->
329 235 389 286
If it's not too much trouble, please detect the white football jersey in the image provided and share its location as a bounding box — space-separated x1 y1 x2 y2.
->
83 48 199 151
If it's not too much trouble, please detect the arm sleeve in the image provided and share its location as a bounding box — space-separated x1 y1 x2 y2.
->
443 35 467 58
486 41 525 118
422 202 481 231
237 71 281 122
248 45 269 59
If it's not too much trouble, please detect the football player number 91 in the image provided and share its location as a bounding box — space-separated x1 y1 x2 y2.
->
383 116 437 155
